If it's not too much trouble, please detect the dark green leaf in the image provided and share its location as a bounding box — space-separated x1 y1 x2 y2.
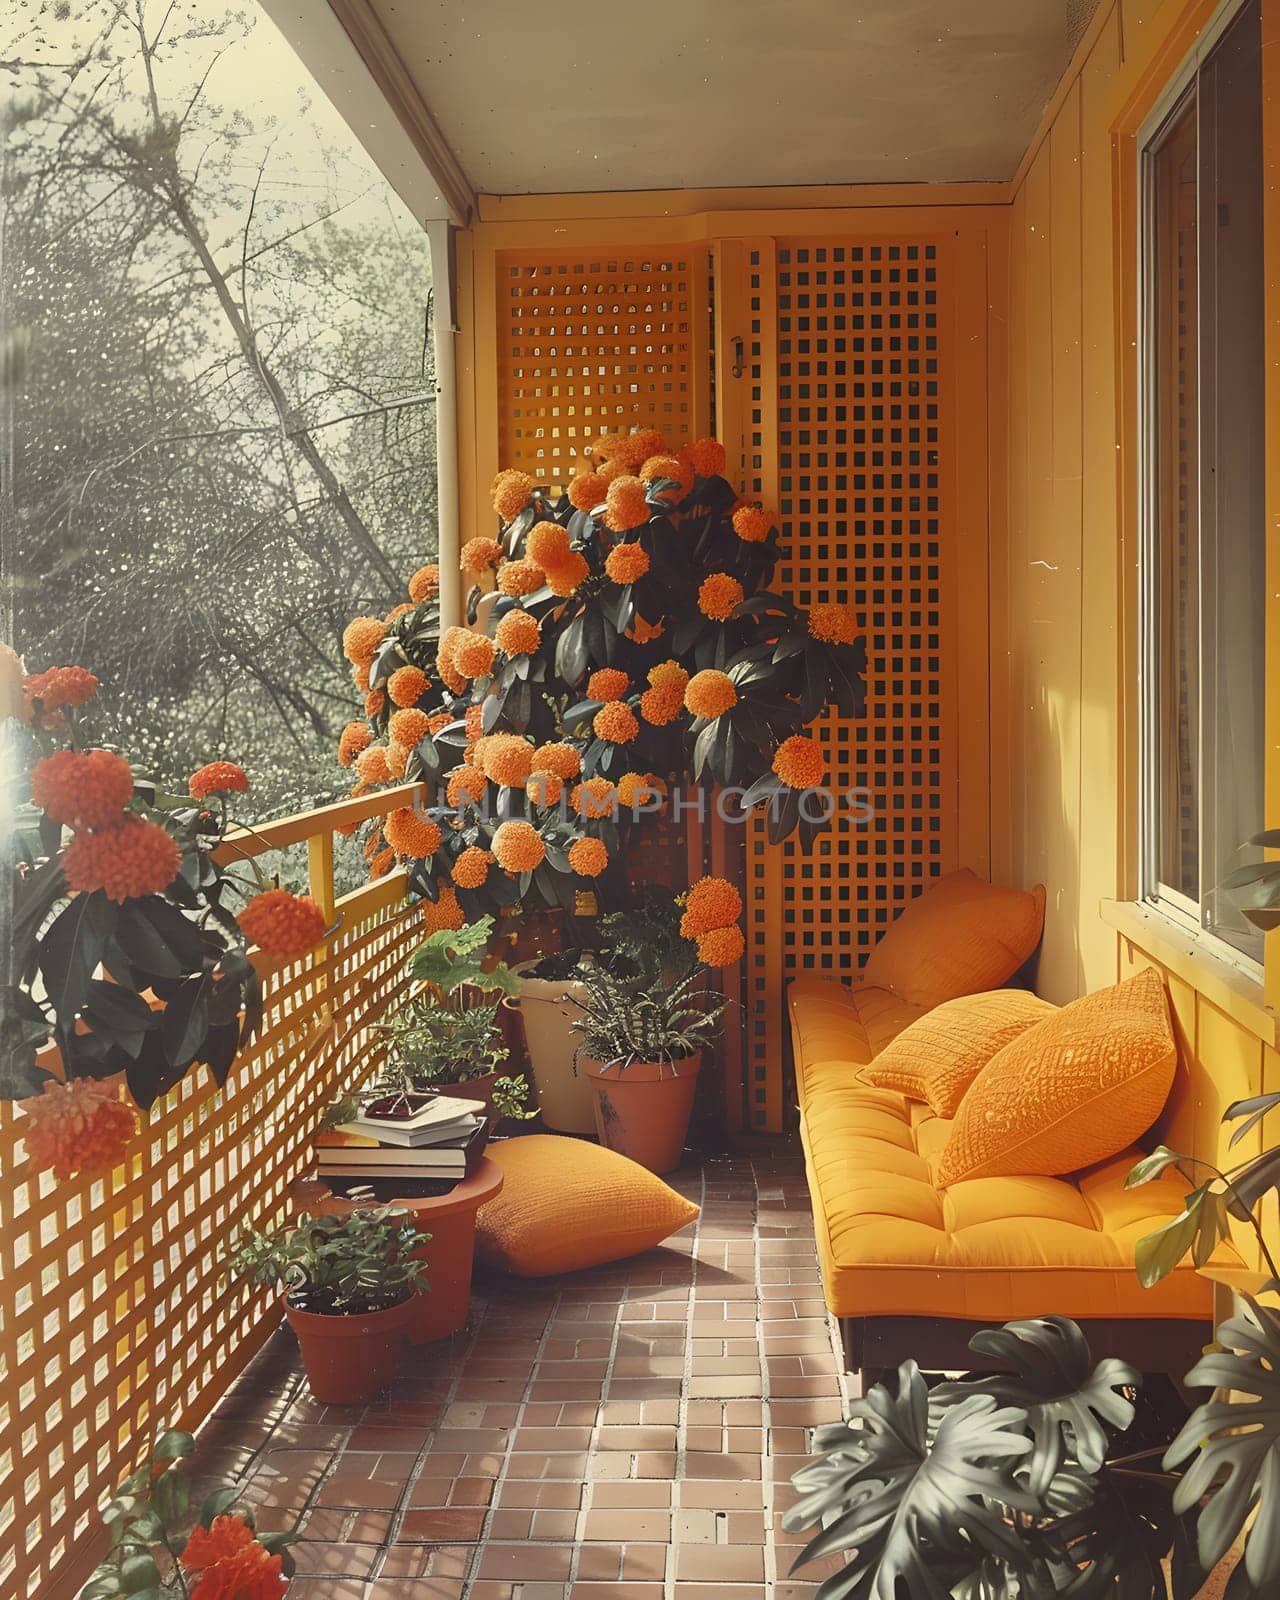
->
1125 1145 1185 1187
40 892 117 1032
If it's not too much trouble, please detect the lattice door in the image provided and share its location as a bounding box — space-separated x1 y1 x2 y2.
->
497 248 705 493
743 238 958 1131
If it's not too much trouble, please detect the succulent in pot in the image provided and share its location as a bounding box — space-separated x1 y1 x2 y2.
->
567 964 727 1174
229 1205 429 1404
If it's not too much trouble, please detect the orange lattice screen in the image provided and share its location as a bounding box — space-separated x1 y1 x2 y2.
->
497 247 704 492
744 237 955 1130
0 870 419 1599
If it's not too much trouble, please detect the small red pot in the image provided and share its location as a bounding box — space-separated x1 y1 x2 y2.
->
583 1055 701 1175
283 1294 413 1404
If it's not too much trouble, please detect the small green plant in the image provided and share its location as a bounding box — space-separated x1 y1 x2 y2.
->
567 965 727 1069
230 1206 430 1315
489 1074 537 1121
597 886 694 987
75 1429 299 1599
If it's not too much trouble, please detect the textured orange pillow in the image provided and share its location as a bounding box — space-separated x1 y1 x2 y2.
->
863 988 1057 1116
862 869 1046 1009
475 1135 699 1277
935 966 1176 1186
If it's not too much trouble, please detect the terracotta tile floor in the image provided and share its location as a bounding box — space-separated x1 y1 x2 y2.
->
195 1150 851 1598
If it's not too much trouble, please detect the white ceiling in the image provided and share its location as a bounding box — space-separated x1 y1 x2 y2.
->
360 0 1090 195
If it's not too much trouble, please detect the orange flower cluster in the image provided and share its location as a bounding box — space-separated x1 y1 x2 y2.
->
437 625 471 696
451 846 493 889
568 837 608 877
567 469 608 511
526 771 563 808
342 617 386 667
603 476 650 534
492 819 545 873
697 573 744 621
732 503 775 543
385 603 414 624
18 1076 138 1180
385 808 442 859
479 733 535 787
684 669 737 720
238 889 328 959
680 875 744 967
497 558 543 597
533 741 581 780
495 610 540 656
806 602 860 645
408 564 440 603
684 437 727 479
605 543 649 584
617 771 666 809
387 665 430 708
189 761 248 801
461 537 503 575
23 664 100 710
63 815 182 902
772 735 825 789
639 453 694 501
527 521 570 567
364 688 385 718
384 742 409 780
355 745 391 784
389 708 430 748
454 633 496 680
446 763 487 808
32 748 133 829
423 886 465 932
572 776 617 819
492 468 535 522
594 703 639 745
544 551 590 596
696 925 745 967
587 668 629 702
594 428 667 470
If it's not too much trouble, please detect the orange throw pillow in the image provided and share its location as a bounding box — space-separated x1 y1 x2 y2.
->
863 989 1056 1117
936 966 1176 1187
862 869 1046 1009
476 1135 699 1277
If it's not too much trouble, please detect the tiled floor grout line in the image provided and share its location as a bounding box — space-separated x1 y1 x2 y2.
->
457 1283 564 1597
568 1257 632 1588
752 1157 781 1596
666 1166 706 1600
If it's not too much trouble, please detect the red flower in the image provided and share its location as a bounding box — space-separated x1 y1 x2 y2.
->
18 1077 138 1180
189 761 249 801
31 749 133 829
188 1541 287 1600
181 1516 257 1572
63 816 182 902
238 889 327 960
24 665 99 710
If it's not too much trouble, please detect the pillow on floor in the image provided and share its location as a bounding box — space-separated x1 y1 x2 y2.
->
863 988 1057 1117
935 966 1176 1186
862 869 1046 1010
476 1135 699 1277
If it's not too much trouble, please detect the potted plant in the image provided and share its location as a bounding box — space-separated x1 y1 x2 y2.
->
76 1429 298 1599
567 964 728 1174
229 1205 429 1405
783 1090 1280 1598
369 914 534 1122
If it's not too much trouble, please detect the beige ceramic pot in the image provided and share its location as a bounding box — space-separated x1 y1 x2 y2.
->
516 977 599 1134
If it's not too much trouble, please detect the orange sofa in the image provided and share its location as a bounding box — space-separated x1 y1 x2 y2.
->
787 874 1218 1382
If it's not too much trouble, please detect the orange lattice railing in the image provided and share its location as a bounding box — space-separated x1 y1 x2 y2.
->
0 785 427 1600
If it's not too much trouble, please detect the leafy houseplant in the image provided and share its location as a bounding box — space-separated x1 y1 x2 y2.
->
230 1206 429 1404
335 427 868 945
566 965 728 1174
3 653 329 1182
75 1428 297 1599
785 1090 1280 1598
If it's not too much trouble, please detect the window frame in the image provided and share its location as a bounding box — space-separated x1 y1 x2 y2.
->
1135 0 1265 978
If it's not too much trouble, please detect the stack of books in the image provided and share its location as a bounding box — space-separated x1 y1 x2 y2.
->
315 1093 487 1184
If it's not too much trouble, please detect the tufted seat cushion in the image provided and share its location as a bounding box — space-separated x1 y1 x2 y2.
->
788 977 1224 1324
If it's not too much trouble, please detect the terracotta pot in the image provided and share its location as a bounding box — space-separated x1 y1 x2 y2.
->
283 1293 413 1404
583 1055 701 1175
517 978 599 1135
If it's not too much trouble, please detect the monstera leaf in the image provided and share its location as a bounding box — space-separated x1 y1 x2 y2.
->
784 1361 1035 1599
1166 1296 1280 1589
964 1316 1138 1496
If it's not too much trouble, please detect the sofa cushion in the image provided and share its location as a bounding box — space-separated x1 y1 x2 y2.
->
864 988 1057 1116
935 967 1176 1187
862 869 1046 1009
786 975 925 1101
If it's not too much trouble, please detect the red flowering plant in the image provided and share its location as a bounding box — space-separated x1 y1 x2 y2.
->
334 429 867 940
3 654 331 1168
75 1428 297 1599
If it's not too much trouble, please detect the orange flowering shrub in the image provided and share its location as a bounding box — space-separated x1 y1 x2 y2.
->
588 668 629 702
364 688 386 718
492 819 545 873
63 816 182 902
533 741 581 780
684 436 727 478
32 748 133 829
680 875 743 938
238 889 328 959
772 734 825 789
479 732 534 787
452 846 493 888
604 476 650 533
594 702 639 745
454 633 496 679
386 602 414 623
685 669 738 719
385 742 410 780
648 659 689 694
697 925 746 967
387 665 430 707
24 664 99 710
572 776 617 819
355 744 391 784
495 610 540 656
526 770 564 808
423 886 466 933
189 760 249 800
497 558 544 596
408 564 440 603
446 763 487 808
389 708 430 748
544 551 590 595
617 771 666 809
492 467 535 522
188 1540 287 1599
807 602 859 644
181 1516 257 1571
461 536 503 575
732 503 775 542
17 1077 138 1180
385 808 442 859
568 837 609 877
370 845 396 878
640 453 695 501
640 685 683 726
697 573 744 621
568 469 608 510
528 521 571 567
342 616 386 666
605 542 649 584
